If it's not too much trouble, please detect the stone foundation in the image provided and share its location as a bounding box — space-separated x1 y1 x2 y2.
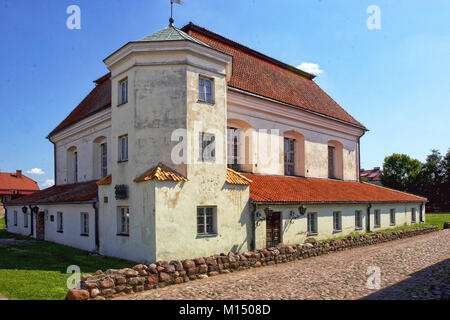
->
66 225 439 300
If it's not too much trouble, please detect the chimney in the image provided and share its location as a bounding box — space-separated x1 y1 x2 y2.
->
16 170 22 178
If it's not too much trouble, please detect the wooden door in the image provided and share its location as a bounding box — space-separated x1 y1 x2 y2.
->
36 212 45 241
266 212 281 248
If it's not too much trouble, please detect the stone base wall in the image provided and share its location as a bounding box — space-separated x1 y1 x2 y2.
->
66 225 438 300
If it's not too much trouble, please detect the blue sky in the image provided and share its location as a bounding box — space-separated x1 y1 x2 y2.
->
0 0 449 188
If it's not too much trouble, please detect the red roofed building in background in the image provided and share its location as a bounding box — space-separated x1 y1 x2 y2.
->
0 170 39 218
360 167 383 186
4 21 427 263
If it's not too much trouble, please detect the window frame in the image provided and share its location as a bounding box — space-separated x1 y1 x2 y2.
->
100 142 108 178
199 132 216 163
118 78 128 105
411 208 416 223
227 127 240 171
13 210 18 226
197 206 217 237
117 206 130 236
80 212 89 236
23 212 28 228
284 137 295 176
198 76 214 104
374 209 381 228
57 212 64 233
355 210 363 230
118 135 128 162
390 208 396 226
328 146 335 179
307 212 318 235
333 211 342 232
73 151 78 183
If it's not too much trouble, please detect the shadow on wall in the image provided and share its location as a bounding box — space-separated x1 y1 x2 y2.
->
361 259 450 300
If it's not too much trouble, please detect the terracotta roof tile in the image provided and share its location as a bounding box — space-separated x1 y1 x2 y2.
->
96 174 112 186
5 181 98 205
182 23 366 129
226 168 252 185
0 172 39 194
134 163 188 183
243 174 427 204
48 75 111 137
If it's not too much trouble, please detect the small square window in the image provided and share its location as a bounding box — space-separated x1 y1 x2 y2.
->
117 207 130 235
199 132 215 163
197 207 216 236
57 212 64 232
13 210 18 226
23 212 28 228
199 76 213 103
118 135 128 162
307 212 318 235
333 211 342 232
390 209 396 226
374 209 381 228
355 210 363 230
119 78 128 105
80 212 89 235
411 208 416 223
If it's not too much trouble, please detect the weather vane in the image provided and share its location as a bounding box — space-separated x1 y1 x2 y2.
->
170 0 183 26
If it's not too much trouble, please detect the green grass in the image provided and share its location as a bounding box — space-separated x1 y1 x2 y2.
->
0 217 133 300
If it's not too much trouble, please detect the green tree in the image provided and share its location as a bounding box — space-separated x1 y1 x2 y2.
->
441 148 450 209
381 153 422 193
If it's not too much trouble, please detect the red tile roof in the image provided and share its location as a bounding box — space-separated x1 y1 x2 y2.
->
0 172 39 195
47 75 111 138
226 168 252 185
360 167 382 181
182 23 366 129
134 163 188 183
5 181 98 206
243 174 426 204
96 174 112 186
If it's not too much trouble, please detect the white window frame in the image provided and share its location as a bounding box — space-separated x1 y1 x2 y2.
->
390 209 396 226
227 127 240 171
355 210 363 230
411 208 416 223
333 211 342 232
198 76 213 103
119 78 128 105
307 212 318 235
284 137 295 176
73 151 78 183
374 209 381 228
80 212 89 235
57 212 64 232
117 207 130 235
197 207 216 236
13 210 18 226
199 132 216 163
100 142 107 178
328 146 335 179
118 135 128 162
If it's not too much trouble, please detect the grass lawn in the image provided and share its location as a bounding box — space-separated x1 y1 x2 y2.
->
0 217 133 300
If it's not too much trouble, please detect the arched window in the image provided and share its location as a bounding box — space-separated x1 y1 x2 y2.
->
227 119 254 172
93 136 107 179
283 131 305 176
66 146 78 183
328 140 343 179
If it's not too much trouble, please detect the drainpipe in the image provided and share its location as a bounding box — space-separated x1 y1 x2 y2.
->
250 203 257 251
420 202 424 223
366 203 372 232
29 205 34 237
4 207 7 228
92 200 99 252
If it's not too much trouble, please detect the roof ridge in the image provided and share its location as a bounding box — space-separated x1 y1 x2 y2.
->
361 181 427 201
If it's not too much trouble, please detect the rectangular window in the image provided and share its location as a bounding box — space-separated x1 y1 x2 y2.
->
284 138 295 176
411 208 416 223
119 135 128 162
199 76 213 103
333 211 342 232
117 207 130 235
100 143 107 177
307 212 318 235
227 127 240 171
80 213 89 235
57 212 63 232
374 209 381 228
199 132 215 163
197 207 216 235
73 151 78 183
390 209 396 226
23 212 28 228
14 210 18 226
328 146 335 179
119 78 128 105
355 210 363 230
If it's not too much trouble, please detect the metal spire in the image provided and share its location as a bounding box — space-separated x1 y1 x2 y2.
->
169 0 183 26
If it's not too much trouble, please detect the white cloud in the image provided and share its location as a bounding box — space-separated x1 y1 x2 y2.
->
27 168 45 175
296 62 324 75
41 179 55 188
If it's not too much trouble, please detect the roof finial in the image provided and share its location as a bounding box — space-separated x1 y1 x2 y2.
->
169 0 183 27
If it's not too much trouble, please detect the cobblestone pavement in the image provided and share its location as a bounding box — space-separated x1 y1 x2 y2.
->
116 230 450 300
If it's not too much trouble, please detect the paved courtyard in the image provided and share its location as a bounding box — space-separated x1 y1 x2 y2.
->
116 229 450 300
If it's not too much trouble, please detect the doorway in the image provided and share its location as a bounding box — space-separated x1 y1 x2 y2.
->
36 212 45 241
266 211 281 248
